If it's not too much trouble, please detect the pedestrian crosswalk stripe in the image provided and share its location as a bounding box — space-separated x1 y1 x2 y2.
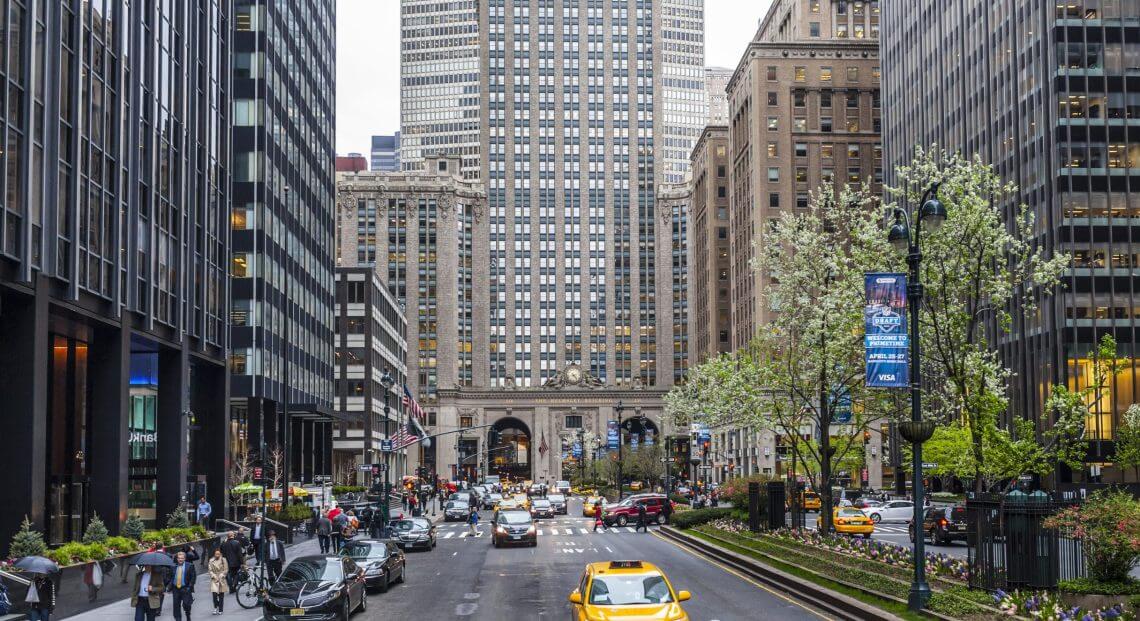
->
578 528 589 535
442 531 455 538
624 527 635 533
537 529 544 536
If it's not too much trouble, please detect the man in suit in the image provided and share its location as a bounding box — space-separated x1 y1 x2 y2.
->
167 551 197 621
250 517 265 563
220 532 245 592
265 530 286 582
132 566 163 621
316 512 333 553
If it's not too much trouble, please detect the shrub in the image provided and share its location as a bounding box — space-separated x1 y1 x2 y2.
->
8 516 46 559
46 542 109 565
104 536 139 555
165 503 191 529
142 530 172 547
670 507 734 529
270 503 314 523
718 474 776 509
1044 488 1140 582
122 513 146 541
332 486 365 495
82 514 109 544
993 589 1132 620
668 494 689 506
1059 577 1140 596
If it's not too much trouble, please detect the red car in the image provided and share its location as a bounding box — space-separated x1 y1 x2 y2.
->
601 494 674 527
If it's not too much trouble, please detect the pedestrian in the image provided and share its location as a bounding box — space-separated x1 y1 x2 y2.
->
167 551 196 621
265 531 285 583
132 566 163 621
250 517 264 563
331 511 348 553
219 532 244 593
593 505 605 533
466 508 479 538
408 494 418 517
661 498 674 525
207 550 228 615
25 574 55 621
634 502 648 533
316 512 332 554
196 496 213 529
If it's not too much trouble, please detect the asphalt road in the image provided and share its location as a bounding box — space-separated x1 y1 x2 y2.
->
368 496 825 620
790 512 968 559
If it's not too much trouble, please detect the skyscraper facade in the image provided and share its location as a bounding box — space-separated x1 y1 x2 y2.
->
660 0 708 184
0 0 231 542
705 67 733 126
229 0 338 486
370 133 401 172
688 126 731 365
881 0 1140 484
400 0 481 178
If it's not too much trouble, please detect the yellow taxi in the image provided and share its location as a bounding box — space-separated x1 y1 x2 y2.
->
513 493 531 510
583 495 607 517
817 507 875 537
786 491 822 511
628 481 644 492
497 498 520 511
569 560 691 621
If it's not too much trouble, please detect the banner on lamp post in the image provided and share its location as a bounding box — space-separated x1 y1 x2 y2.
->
607 420 619 451
864 273 909 388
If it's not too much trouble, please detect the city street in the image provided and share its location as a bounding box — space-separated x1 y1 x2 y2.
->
369 497 823 620
790 509 968 559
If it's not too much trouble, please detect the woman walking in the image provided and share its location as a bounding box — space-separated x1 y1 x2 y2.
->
466 508 479 538
208 549 228 615
26 574 56 621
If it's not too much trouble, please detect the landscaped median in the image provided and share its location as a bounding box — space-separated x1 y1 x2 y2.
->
663 513 1135 621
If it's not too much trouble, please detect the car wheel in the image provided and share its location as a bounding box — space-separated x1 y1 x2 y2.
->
869 513 881 524
908 527 915 542
378 573 389 593
656 513 666 525
339 597 351 621
358 590 367 613
618 515 628 527
395 563 405 584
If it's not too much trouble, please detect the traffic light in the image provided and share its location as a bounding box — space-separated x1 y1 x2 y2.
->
863 430 872 444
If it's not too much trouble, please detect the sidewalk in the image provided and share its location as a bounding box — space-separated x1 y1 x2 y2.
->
67 538 322 621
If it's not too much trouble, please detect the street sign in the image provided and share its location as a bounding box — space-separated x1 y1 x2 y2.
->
358 464 372 471
698 465 713 470
659 458 669 463
380 439 393 452
922 462 937 470
253 467 263 479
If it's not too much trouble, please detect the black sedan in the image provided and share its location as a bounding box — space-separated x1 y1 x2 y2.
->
443 500 469 522
390 517 436 551
491 510 537 548
530 499 554 519
263 555 367 621
341 540 405 592
547 493 568 515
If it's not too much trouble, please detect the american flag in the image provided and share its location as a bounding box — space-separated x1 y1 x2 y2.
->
538 432 549 457
401 385 426 422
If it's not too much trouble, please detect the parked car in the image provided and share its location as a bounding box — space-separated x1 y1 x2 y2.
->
390 517 437 551
262 555 367 621
602 494 673 527
865 500 916 524
491 510 537 548
547 493 568 515
909 506 969 545
340 540 405 592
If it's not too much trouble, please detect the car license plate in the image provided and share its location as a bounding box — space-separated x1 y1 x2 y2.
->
290 609 305 616
510 535 521 540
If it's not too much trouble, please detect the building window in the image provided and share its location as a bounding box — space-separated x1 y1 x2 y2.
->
854 24 865 38
718 185 727 198
848 67 859 81
231 253 253 278
717 165 726 178
811 0 820 12
565 415 583 428
822 168 834 183
821 143 834 158
837 1 848 14
820 90 833 108
809 22 820 37
847 92 860 108
821 67 832 82
794 66 806 82
793 118 806 132
796 194 809 208
767 142 778 158
872 66 881 81
837 24 848 38
793 90 806 107
767 167 780 182
795 143 808 157
768 117 778 131
848 167 861 182
795 167 808 183
460 415 474 428
821 117 833 133
767 66 777 80
848 144 861 159
853 1 865 15
769 193 780 208
716 145 727 157
768 91 778 106
846 118 860 132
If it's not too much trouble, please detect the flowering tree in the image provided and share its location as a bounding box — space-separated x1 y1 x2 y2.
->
1114 404 1140 479
1044 488 1140 582
890 148 1070 492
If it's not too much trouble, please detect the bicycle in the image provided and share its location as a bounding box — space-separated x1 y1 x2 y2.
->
234 566 270 609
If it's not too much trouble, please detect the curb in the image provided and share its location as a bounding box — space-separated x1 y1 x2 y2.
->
659 526 906 621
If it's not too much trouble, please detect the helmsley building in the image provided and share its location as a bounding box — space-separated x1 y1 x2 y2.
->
333 0 716 484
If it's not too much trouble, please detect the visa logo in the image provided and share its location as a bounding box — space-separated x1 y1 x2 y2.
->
878 374 897 382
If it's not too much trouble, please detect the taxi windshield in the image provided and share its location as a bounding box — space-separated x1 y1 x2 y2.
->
838 508 865 517
589 574 673 605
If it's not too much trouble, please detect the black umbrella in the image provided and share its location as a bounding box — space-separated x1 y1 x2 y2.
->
132 552 176 568
13 556 58 575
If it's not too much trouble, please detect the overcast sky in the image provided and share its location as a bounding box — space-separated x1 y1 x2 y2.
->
335 0 773 156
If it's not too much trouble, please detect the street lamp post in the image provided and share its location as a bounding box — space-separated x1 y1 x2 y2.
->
380 369 396 534
615 401 624 501
887 182 945 612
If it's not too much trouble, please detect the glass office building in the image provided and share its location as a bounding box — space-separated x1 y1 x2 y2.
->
881 0 1140 484
0 0 231 542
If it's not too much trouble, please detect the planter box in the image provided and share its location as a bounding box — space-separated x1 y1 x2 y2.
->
1 536 220 620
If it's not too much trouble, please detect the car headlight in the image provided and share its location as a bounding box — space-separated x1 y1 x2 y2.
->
527 525 536 534
298 591 337 608
497 526 507 534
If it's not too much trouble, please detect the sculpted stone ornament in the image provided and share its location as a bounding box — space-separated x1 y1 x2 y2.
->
543 365 604 389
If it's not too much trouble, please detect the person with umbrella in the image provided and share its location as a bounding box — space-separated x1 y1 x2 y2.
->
13 557 57 621
132 553 173 621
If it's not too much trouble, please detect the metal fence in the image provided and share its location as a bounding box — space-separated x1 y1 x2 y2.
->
965 491 1085 591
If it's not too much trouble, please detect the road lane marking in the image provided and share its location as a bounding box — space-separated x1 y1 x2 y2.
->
443 531 455 538
579 528 589 535
605 546 613 553
456 603 478 616
649 531 832 621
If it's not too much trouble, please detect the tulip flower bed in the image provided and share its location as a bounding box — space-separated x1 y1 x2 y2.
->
992 589 1132 621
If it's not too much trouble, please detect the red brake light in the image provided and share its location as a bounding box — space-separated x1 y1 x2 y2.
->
939 518 947 527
